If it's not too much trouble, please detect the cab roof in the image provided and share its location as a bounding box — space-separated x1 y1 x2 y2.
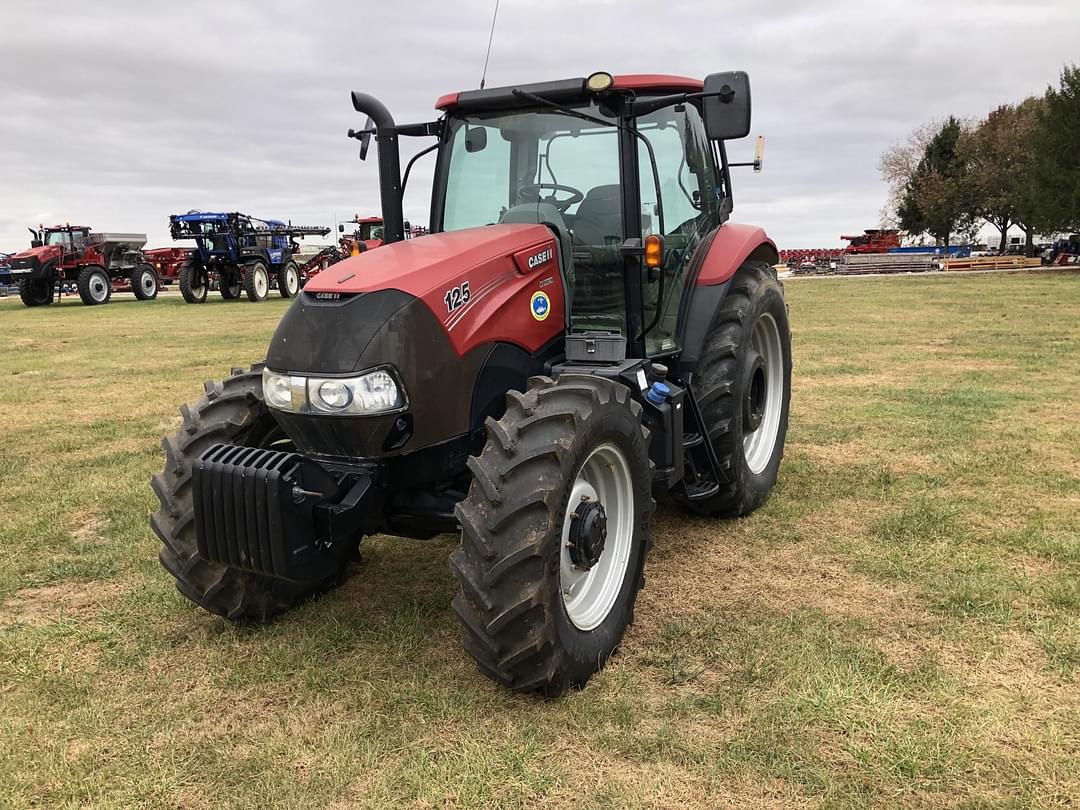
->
435 73 703 111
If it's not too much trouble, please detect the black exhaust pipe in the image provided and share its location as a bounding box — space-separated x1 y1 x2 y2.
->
350 92 405 244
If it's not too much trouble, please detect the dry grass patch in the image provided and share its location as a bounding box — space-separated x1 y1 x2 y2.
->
0 579 127 627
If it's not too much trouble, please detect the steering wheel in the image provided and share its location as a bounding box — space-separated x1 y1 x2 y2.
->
518 182 585 213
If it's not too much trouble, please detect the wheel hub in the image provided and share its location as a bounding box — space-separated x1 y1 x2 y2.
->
567 497 607 570
743 351 766 432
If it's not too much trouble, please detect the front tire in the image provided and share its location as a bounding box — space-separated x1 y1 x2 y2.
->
277 261 300 298
676 260 791 517
76 265 111 305
450 375 653 695
18 277 54 307
219 272 242 300
178 262 207 304
150 365 354 621
131 263 159 300
243 262 269 302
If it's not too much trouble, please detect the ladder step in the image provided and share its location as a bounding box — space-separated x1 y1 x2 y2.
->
683 480 720 500
682 432 704 449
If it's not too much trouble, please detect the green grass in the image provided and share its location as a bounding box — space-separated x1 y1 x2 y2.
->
1 273 1078 808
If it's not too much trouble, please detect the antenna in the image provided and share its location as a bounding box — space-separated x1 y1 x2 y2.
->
479 0 500 89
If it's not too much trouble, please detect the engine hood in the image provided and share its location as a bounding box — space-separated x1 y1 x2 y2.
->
303 224 553 298
11 245 59 262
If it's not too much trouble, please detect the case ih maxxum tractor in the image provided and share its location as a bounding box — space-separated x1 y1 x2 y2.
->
152 71 792 695
9 225 159 307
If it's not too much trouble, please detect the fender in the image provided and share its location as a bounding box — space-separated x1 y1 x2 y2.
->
694 222 778 286
677 222 779 370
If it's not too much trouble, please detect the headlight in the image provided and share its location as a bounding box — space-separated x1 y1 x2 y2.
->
263 366 405 416
262 369 297 410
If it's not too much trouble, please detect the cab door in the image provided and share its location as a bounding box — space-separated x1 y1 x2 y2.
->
635 103 723 356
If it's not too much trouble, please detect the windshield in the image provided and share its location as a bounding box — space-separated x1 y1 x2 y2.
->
441 103 627 334
45 230 73 247
441 103 622 232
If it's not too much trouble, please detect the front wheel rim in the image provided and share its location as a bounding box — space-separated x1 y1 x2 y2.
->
90 273 109 302
743 312 784 474
286 267 299 295
140 271 156 296
560 441 634 631
254 268 268 298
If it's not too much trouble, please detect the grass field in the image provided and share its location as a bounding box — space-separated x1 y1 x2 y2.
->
1 273 1078 808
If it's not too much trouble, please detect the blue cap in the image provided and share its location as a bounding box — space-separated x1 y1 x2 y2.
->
645 381 671 405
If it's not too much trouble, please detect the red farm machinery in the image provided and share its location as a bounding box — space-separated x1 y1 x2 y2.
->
8 224 160 306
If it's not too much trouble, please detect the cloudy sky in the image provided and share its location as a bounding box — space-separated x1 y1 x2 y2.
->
1 0 1077 253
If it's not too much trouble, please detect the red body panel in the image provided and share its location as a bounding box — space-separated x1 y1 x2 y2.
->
695 223 778 286
304 225 565 358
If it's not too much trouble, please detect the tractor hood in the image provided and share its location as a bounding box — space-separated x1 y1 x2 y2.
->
11 244 59 262
303 224 553 299
265 222 566 460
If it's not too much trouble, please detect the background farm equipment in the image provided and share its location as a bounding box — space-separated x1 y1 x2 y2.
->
298 215 409 283
169 211 329 303
143 247 194 287
7 225 159 306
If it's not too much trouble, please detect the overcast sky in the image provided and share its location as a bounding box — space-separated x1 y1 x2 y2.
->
2 0 1077 253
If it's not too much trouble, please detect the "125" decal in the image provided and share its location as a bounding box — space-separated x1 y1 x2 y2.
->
443 281 471 313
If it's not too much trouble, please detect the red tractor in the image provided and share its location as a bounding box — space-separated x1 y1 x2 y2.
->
300 216 406 283
8 224 159 306
340 215 390 252
152 71 791 695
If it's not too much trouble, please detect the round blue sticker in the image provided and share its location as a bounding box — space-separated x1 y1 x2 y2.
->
530 291 551 321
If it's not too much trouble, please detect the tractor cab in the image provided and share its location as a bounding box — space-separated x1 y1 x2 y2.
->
24 224 90 258
434 82 723 355
349 71 756 359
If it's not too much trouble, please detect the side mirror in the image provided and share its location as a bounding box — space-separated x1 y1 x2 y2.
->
338 224 345 233
703 71 751 140
31 240 43 248
464 125 487 153
358 116 374 160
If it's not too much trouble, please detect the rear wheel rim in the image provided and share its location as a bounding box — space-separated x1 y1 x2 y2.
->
560 441 634 631
89 272 109 302
140 271 156 296
743 312 784 474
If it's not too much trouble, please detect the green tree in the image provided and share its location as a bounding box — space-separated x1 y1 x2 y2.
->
897 117 975 250
965 98 1046 255
1033 64 1080 234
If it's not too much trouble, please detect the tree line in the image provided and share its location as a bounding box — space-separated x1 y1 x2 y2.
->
880 64 1080 255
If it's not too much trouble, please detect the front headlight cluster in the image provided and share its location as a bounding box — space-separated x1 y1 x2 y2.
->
262 367 405 415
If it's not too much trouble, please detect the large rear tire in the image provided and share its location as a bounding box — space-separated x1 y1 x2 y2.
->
675 260 791 517
18 278 54 307
450 375 653 695
243 262 269 302
277 261 300 298
178 263 207 304
150 365 355 621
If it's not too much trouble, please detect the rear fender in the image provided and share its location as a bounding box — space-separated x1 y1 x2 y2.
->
678 223 778 370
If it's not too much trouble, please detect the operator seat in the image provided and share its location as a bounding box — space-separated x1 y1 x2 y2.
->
499 202 574 289
570 184 623 247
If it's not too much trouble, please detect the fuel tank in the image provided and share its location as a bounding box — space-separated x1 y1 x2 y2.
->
265 224 566 463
